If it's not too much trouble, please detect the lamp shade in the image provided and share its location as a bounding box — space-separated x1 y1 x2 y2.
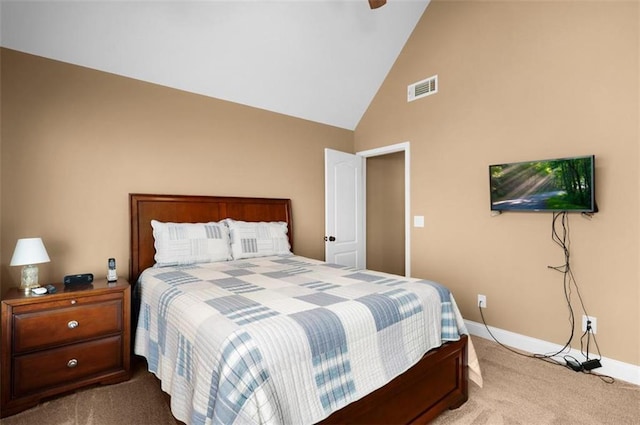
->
10 238 51 266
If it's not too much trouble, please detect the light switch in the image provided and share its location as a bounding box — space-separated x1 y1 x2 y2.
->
414 215 425 228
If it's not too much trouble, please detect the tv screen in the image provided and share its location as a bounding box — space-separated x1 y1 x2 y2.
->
489 155 595 212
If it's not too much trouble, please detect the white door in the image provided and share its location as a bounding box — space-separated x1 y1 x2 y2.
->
324 148 365 268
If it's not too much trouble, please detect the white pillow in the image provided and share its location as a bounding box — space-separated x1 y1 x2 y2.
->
151 220 232 267
225 219 291 260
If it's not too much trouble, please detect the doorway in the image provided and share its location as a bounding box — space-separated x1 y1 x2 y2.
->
358 142 410 277
366 151 405 276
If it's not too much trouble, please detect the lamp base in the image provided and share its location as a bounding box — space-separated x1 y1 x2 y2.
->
20 264 41 294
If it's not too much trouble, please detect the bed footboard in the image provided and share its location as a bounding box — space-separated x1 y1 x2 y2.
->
318 334 468 425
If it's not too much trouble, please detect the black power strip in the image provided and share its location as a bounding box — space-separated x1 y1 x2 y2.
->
582 359 602 371
566 358 602 372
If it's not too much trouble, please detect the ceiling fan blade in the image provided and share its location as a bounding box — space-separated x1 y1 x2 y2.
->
369 0 387 9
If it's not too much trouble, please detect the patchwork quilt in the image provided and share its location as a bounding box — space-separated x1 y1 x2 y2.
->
134 255 472 425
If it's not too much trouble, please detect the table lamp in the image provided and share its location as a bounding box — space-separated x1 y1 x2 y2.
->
10 237 51 294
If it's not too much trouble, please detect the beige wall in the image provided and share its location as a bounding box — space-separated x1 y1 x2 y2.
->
0 48 353 291
366 152 405 275
356 1 639 366
2 1 638 369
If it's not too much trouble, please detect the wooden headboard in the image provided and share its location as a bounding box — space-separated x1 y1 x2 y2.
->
129 193 293 283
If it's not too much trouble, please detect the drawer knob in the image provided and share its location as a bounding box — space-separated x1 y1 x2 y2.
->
70 300 77 305
67 320 79 329
67 359 78 368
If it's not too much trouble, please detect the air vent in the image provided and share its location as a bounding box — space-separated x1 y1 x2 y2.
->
407 75 438 102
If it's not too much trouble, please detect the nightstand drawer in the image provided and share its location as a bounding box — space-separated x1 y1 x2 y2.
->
13 300 123 353
13 335 123 396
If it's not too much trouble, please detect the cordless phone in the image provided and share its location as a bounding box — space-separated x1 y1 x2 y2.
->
107 258 118 282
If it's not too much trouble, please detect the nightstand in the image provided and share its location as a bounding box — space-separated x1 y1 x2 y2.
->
1 279 131 418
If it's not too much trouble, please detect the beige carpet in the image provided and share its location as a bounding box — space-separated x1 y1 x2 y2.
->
0 360 174 425
433 337 640 425
2 336 638 424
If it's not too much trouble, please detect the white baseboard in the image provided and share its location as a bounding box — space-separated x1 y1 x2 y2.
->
465 319 640 386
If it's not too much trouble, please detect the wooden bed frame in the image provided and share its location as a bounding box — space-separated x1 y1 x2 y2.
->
129 193 468 424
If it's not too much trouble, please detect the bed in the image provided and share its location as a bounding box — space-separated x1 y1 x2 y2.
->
129 193 481 425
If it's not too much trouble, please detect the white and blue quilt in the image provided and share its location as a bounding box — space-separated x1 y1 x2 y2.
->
134 255 473 425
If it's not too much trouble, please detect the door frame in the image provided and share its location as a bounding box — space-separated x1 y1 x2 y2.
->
357 141 411 277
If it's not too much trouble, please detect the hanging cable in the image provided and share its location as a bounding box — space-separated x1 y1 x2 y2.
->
478 211 612 382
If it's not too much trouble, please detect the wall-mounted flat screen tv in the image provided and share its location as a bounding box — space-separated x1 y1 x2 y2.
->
489 155 596 212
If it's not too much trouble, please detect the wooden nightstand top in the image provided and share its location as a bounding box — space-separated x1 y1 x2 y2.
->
1 279 129 304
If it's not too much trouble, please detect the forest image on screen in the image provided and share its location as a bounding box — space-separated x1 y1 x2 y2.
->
490 156 594 211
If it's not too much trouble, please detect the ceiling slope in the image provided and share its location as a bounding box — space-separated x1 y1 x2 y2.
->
1 0 430 130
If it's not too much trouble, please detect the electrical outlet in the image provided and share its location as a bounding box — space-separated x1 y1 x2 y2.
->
478 294 487 308
582 315 597 334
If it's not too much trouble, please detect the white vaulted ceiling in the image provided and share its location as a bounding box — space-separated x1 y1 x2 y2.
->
0 0 430 130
